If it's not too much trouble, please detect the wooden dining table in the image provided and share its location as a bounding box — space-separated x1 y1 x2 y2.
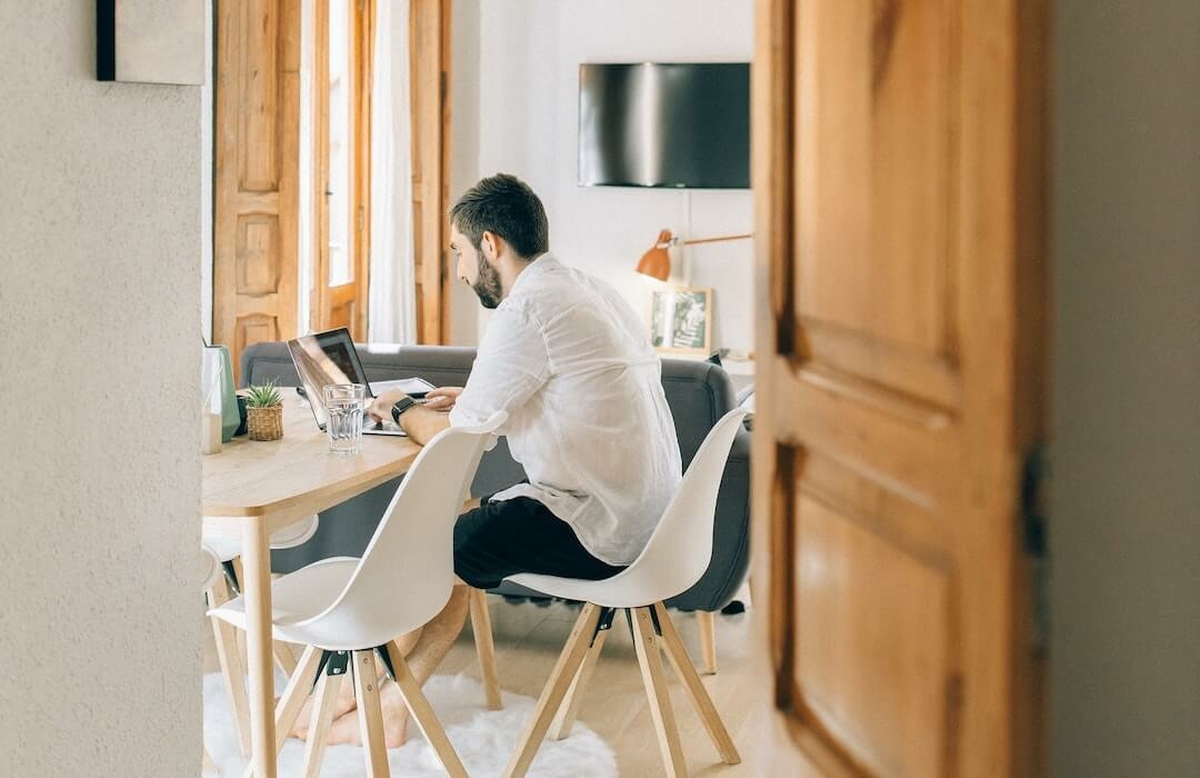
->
203 397 419 777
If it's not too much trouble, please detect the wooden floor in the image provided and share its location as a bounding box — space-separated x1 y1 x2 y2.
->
204 596 760 776
450 596 759 776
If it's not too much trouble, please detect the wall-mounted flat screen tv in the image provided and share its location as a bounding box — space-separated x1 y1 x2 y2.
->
578 62 750 189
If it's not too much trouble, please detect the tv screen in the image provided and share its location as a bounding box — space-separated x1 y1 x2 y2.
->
578 62 750 189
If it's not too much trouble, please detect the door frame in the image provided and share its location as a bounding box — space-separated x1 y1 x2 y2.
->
309 0 374 339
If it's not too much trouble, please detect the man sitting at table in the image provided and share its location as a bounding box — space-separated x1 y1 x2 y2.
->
293 172 682 747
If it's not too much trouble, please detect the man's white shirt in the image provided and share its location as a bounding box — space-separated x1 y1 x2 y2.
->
448 255 682 566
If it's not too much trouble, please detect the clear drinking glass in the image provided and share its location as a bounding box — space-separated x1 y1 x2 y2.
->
323 383 366 454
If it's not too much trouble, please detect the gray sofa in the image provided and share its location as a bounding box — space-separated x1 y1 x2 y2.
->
241 342 751 613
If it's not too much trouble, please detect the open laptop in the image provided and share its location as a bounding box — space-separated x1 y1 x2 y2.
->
287 328 435 437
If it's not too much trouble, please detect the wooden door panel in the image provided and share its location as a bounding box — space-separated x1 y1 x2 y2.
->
780 369 961 509
214 0 300 383
236 215 281 294
410 1 436 343
755 0 1047 775
796 0 959 408
801 321 962 412
233 314 280 364
796 493 952 778
241 4 283 189
236 2 283 191
410 0 450 344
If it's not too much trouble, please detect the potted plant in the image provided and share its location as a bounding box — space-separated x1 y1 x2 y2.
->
244 380 284 441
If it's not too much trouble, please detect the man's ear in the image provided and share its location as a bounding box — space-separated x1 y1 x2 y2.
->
480 230 502 264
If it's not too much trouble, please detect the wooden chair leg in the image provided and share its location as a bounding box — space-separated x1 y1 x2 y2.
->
273 640 299 676
503 603 603 778
354 650 391 778
695 609 718 675
385 642 469 778
302 665 345 778
631 607 687 777
549 624 609 740
468 587 503 710
229 557 250 670
653 602 741 765
269 644 323 754
207 578 252 759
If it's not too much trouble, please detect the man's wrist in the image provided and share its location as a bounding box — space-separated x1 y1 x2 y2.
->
391 396 417 425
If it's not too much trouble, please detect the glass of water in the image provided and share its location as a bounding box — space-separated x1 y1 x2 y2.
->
323 383 366 454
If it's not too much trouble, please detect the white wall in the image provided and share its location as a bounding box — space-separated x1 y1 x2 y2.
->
449 0 482 345
470 0 755 352
1051 1 1200 775
0 2 202 774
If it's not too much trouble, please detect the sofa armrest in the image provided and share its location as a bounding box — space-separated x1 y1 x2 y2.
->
665 425 751 612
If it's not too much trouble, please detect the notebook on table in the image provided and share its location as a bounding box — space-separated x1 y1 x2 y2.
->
286 328 435 437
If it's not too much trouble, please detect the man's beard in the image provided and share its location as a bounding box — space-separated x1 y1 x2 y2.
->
472 255 503 309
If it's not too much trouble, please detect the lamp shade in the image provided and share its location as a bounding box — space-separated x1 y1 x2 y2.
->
636 229 673 281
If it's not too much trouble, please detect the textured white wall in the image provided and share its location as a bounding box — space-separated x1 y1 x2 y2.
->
1052 1 1200 775
0 2 203 775
470 0 754 352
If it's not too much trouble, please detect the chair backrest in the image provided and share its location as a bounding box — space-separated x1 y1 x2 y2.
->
297 412 505 646
612 409 746 604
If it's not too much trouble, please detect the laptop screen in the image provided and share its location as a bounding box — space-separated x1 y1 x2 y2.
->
287 328 373 429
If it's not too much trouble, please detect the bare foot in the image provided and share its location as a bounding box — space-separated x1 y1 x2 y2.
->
325 683 410 748
290 676 359 740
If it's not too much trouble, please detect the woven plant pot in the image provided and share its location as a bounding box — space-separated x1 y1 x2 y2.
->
246 405 284 441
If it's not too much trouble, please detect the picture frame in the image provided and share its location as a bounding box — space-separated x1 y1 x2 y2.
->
97 0 206 85
650 287 713 355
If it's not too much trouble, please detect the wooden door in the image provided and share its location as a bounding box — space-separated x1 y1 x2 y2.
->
214 0 301 383
751 1 1048 776
410 0 451 344
311 0 374 338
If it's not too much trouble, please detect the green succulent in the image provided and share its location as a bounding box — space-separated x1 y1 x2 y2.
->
244 380 283 408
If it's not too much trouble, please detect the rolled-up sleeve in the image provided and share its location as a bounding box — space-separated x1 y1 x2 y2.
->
449 306 550 432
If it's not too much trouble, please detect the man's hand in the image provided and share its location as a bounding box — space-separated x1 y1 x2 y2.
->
366 387 452 446
368 389 409 422
424 386 463 412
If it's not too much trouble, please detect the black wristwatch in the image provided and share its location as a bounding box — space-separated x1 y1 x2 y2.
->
390 396 417 425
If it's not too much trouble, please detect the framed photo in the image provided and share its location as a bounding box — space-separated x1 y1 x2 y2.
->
650 287 713 354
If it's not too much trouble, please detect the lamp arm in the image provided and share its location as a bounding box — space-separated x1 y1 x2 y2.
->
679 232 754 247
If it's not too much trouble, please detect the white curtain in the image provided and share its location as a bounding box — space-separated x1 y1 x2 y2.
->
368 0 416 344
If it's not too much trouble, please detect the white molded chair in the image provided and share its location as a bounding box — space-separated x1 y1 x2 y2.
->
202 514 321 758
204 514 321 565
503 409 746 778
209 413 505 778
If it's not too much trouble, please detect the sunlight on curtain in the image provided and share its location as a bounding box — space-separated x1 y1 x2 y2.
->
368 0 416 344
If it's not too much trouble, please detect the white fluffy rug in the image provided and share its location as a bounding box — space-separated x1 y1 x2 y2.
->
203 672 617 777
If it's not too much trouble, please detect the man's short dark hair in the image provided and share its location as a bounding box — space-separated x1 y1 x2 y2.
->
449 173 549 259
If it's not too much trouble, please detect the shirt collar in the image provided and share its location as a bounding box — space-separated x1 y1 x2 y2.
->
507 253 558 298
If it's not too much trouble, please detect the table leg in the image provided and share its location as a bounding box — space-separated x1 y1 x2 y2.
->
242 517 277 777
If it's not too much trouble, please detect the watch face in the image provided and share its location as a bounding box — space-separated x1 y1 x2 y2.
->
392 397 415 423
